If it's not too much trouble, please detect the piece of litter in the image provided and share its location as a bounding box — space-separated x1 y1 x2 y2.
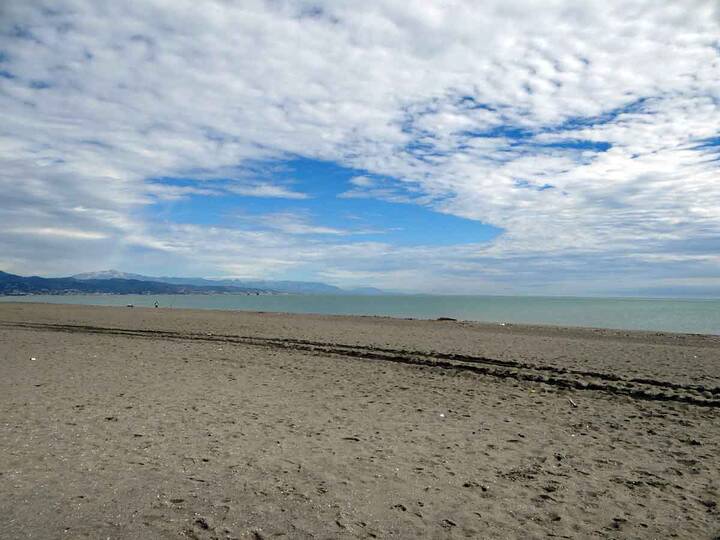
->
30 357 36 361
439 413 446 418
567 398 578 408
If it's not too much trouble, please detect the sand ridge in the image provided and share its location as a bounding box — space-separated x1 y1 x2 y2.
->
3 320 719 408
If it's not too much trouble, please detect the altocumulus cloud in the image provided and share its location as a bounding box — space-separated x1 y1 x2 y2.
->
0 0 719 294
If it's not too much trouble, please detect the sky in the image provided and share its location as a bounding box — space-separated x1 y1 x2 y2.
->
1 1 719 295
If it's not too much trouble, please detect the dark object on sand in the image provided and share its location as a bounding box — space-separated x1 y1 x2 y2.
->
436 317 457 321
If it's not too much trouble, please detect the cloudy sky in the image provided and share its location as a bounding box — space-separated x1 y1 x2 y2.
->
1 1 719 295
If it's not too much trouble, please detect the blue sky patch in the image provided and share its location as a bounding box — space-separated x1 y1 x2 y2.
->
515 180 554 191
146 158 502 247
536 140 611 152
694 136 720 150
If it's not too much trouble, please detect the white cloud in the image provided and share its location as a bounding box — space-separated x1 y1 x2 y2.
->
6 227 108 240
349 176 374 188
250 212 345 235
225 183 309 199
1 0 719 292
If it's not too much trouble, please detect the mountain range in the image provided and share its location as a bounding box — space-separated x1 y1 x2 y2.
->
0 270 268 296
0 269 385 296
71 270 385 295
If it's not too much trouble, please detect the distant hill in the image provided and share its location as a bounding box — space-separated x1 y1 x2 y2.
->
72 270 387 295
211 279 343 294
0 271 268 296
72 270 149 281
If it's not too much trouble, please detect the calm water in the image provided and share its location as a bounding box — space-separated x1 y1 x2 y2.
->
2 294 719 335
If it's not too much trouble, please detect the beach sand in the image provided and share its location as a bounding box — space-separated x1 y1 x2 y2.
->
1 302 718 539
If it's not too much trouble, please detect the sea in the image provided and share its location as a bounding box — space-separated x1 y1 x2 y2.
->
2 293 719 335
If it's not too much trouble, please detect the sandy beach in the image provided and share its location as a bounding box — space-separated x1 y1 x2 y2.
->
1 302 718 539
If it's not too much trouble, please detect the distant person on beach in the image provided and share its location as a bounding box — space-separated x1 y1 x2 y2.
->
154 301 159 308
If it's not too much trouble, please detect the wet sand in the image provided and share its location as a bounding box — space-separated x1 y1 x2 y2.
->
1 302 718 538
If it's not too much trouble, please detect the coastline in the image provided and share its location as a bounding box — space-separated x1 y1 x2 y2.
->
1 302 718 538
3 293 719 336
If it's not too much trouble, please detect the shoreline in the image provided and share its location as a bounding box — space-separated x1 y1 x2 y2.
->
2 298 720 338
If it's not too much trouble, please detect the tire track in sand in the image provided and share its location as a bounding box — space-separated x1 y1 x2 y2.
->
3 321 719 407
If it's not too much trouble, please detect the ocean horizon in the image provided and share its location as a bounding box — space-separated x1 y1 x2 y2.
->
2 293 719 336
